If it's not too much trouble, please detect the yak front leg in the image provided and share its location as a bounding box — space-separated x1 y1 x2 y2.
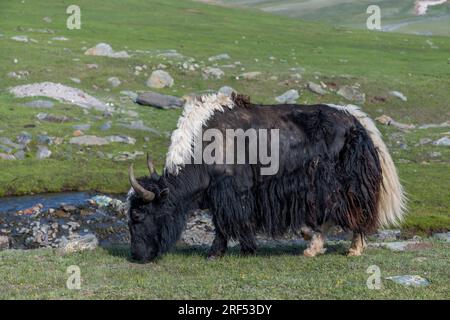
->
303 229 326 257
348 232 367 256
207 230 228 260
239 232 257 256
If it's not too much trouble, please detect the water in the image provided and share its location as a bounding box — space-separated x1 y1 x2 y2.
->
0 192 94 213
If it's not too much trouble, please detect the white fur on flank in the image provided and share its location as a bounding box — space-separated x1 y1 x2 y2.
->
165 93 235 174
327 104 407 228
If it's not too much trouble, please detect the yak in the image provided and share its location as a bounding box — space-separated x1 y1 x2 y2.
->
126 93 406 262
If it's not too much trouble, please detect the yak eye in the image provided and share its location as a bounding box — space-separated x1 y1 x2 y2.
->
130 209 146 222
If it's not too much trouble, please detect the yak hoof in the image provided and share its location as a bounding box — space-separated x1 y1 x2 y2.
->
347 249 363 257
303 248 326 257
206 254 222 261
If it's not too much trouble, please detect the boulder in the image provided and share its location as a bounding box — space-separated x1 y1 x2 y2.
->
275 89 299 104
136 92 184 109
146 70 174 88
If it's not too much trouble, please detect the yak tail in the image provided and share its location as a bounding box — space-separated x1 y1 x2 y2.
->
327 104 407 228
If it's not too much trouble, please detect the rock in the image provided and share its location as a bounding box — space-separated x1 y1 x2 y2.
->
23 100 54 108
36 113 70 123
51 36 68 41
307 82 328 95
146 70 174 88
84 43 130 58
120 90 138 101
389 91 407 102
119 120 160 134
369 229 401 242
370 241 426 251
337 86 366 103
14 150 26 160
106 135 136 145
157 51 184 59
385 275 430 287
202 67 225 80
107 77 121 88
433 232 450 243
10 82 109 111
218 86 236 96
100 121 112 131
239 71 262 80
0 145 13 153
17 203 43 215
375 115 416 130
208 53 230 62
43 16 52 23
0 153 16 160
73 124 91 131
7 70 30 80
69 135 109 146
72 130 84 137
58 234 98 254
61 204 78 212
36 146 51 159
11 35 29 43
0 235 10 250
180 210 215 246
113 151 144 161
275 89 299 104
418 121 450 129
136 92 184 109
419 138 432 145
70 77 81 84
0 137 24 150
16 132 32 145
433 136 450 146
86 63 98 69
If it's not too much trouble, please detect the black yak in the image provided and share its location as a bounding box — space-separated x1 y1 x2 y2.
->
127 93 406 262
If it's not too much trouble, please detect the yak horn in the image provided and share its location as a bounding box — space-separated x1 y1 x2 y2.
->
129 164 155 202
147 153 155 175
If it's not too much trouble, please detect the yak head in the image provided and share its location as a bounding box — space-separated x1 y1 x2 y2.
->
127 155 170 263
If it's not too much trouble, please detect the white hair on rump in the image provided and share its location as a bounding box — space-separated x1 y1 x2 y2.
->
165 93 235 174
326 104 407 228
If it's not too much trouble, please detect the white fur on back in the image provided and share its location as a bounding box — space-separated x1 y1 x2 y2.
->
327 104 407 228
165 93 234 174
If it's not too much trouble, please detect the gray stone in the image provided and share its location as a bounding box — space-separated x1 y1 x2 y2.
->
419 138 432 145
36 146 52 159
37 135 52 145
100 121 112 131
202 67 225 80
307 82 328 95
0 137 24 150
0 153 16 160
136 92 184 109
0 145 13 153
0 235 10 250
146 70 174 88
70 77 81 84
43 17 52 23
370 229 401 242
107 77 121 88
51 36 68 41
389 91 407 102
69 135 109 146
73 124 91 131
7 70 30 80
84 43 130 58
106 135 136 145
218 86 236 96
157 51 184 59
23 100 54 108
337 86 366 103
370 241 423 251
433 232 450 243
433 136 450 146
10 82 109 111
120 90 138 101
14 150 26 160
239 71 262 80
113 151 144 161
58 234 98 254
16 132 32 145
208 53 230 62
11 35 29 43
275 89 299 104
119 120 160 134
385 275 430 287
36 113 70 123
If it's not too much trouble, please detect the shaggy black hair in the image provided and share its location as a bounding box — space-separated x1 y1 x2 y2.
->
128 96 382 262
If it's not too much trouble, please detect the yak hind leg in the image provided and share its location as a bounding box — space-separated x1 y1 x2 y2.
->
207 230 228 260
347 232 367 257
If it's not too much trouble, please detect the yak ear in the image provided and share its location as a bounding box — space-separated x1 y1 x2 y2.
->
159 188 170 201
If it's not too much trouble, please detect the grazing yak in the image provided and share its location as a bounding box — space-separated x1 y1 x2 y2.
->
127 93 406 262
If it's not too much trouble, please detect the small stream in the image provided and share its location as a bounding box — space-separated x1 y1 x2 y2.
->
0 192 94 213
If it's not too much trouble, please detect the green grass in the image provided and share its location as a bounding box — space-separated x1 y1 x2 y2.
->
0 0 449 234
1 243 449 299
